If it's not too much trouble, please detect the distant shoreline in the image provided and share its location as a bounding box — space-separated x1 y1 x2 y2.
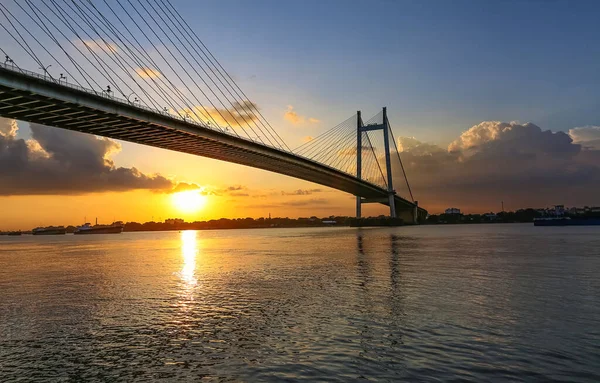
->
1 219 536 235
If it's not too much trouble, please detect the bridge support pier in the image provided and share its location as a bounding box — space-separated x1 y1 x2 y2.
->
395 207 418 224
395 201 426 224
355 107 397 219
382 107 396 218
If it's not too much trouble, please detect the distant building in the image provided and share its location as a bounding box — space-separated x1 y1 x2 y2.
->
444 208 461 215
165 218 184 225
322 220 337 225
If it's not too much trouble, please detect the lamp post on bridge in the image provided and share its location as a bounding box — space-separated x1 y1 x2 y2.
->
127 93 139 105
39 64 52 80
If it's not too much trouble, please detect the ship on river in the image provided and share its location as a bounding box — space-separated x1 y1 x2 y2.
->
74 219 123 234
534 205 600 226
32 226 67 235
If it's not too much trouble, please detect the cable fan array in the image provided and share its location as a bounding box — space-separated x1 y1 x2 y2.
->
0 0 289 151
295 111 415 202
295 113 387 190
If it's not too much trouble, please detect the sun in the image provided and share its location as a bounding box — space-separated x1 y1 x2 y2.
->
172 189 207 213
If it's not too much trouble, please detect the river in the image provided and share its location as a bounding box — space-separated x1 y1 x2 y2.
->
1 224 599 381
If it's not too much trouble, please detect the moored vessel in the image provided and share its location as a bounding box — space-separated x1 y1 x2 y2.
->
534 205 600 226
534 217 600 226
32 226 67 235
74 220 123 234
533 217 571 226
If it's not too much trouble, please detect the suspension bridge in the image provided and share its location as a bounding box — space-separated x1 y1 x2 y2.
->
0 0 426 223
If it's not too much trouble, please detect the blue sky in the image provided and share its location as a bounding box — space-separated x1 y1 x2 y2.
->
9 0 600 146
180 0 600 143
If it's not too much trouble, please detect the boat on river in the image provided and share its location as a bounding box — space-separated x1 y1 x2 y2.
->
534 205 600 226
534 217 600 226
32 226 67 235
74 220 123 234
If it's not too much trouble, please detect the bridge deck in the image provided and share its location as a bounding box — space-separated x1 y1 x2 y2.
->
0 66 425 215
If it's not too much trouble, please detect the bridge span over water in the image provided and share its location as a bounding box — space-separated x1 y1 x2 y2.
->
0 65 425 222
0 0 425 223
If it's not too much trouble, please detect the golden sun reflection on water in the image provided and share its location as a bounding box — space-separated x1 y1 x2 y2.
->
180 230 199 288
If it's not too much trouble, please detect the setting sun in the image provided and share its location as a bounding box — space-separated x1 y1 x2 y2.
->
172 190 207 213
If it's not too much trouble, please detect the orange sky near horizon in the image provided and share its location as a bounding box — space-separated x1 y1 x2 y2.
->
0 185 389 231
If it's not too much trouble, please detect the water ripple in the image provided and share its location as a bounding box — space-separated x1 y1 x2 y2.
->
1 225 599 381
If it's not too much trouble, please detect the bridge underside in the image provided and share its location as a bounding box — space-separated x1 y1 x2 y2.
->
0 67 426 221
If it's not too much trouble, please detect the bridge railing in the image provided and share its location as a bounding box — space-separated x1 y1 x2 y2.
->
0 61 257 142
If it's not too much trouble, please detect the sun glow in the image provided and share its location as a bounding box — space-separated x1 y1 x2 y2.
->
172 189 207 213
180 230 198 287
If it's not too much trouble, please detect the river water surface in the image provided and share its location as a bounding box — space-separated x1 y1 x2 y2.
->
1 224 599 381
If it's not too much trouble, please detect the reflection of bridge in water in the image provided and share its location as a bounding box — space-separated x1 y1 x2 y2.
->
0 0 425 222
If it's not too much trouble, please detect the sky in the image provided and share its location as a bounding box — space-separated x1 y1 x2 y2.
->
2 0 600 230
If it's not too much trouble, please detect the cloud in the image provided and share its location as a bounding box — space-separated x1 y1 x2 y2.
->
169 182 201 194
285 198 329 206
180 100 259 129
281 188 323 196
0 118 174 195
338 145 374 156
393 121 600 213
76 39 118 54
284 105 320 125
0 118 18 137
284 105 302 124
135 67 161 79
249 198 333 209
303 136 314 143
569 126 600 149
229 192 250 197
447 121 578 159
225 185 250 197
397 136 445 156
171 184 248 196
569 125 600 142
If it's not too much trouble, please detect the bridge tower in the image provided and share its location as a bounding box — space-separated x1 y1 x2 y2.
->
356 107 397 218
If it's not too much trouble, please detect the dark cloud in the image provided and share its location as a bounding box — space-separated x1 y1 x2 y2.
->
229 192 250 197
182 101 260 128
169 182 204 194
0 118 173 195
171 184 249 196
394 121 600 213
281 188 323 196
